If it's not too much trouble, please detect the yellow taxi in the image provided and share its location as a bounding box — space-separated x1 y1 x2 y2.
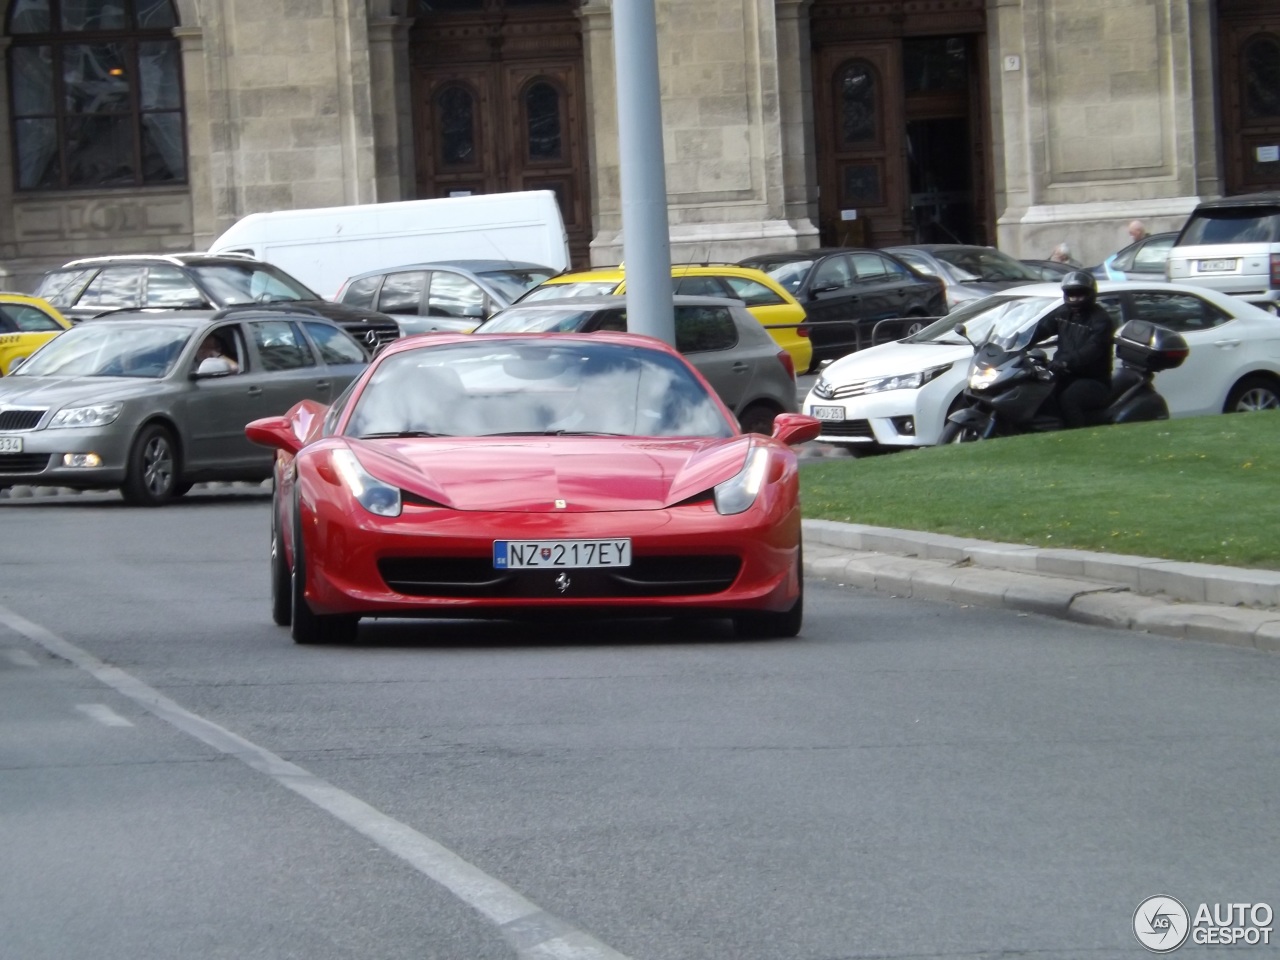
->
518 263 814 374
0 293 72 375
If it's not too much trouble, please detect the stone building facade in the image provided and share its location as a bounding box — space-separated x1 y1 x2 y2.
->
0 0 1274 289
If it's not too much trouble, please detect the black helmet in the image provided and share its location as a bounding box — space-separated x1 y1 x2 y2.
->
1061 270 1097 307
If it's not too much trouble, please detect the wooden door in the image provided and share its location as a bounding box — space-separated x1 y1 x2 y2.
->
813 42 910 248
1219 15 1280 194
411 4 591 266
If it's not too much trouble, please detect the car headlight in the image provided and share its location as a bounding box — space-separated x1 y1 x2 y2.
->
331 448 402 517
714 446 769 516
47 402 123 429
862 363 954 394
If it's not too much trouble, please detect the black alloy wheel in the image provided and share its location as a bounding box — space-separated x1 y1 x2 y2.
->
271 495 292 627
737 403 780 436
289 498 358 645
121 423 179 506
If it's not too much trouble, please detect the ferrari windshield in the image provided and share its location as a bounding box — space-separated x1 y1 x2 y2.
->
906 295 1057 345
345 339 733 439
14 322 192 379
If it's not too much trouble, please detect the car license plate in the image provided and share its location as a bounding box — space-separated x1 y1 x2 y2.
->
809 405 845 421
1198 258 1237 272
0 436 22 454
494 538 632 569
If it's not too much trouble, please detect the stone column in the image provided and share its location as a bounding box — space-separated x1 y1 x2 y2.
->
579 0 622 263
175 25 216 249
367 16 416 202
0 37 16 263
773 0 820 246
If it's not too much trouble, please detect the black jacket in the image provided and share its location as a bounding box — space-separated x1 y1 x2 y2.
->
1033 303 1113 383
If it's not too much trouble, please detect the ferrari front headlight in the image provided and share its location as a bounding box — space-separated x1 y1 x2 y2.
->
714 446 769 516
47 402 122 429
331 448 401 517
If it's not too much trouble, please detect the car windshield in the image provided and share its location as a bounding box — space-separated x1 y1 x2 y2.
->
478 267 561 301
519 281 619 302
14 323 192 379
188 264 318 304
933 248 1042 282
475 306 605 333
762 260 814 294
345 340 733 439
905 295 1057 344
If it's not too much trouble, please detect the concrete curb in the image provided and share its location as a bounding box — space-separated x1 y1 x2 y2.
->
803 520 1280 654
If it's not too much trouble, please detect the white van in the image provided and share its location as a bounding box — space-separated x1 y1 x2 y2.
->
207 191 570 300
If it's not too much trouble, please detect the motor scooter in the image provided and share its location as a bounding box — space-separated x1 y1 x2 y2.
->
939 318 1189 443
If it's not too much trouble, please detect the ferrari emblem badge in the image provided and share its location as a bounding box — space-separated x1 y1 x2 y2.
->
555 573 571 593
555 499 567 509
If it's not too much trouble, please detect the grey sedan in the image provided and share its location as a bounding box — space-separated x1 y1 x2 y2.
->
0 310 368 504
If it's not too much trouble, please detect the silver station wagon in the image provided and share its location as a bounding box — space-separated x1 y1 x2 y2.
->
0 309 369 505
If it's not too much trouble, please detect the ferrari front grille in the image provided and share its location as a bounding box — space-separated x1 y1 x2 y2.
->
378 555 742 599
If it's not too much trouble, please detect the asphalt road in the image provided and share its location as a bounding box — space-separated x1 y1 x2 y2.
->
2 489 1278 959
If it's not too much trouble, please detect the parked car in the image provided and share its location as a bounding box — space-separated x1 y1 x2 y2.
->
1019 259 1076 282
1165 192 1280 302
883 244 1043 309
737 248 946 367
0 309 370 504
473 294 799 434
1093 231 1179 281
0 293 71 375
517 263 814 374
802 281 1280 452
334 259 560 335
32 253 401 353
245 331 822 643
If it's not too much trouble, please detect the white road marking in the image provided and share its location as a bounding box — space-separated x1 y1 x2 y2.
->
76 703 134 727
0 603 634 960
4 648 39 667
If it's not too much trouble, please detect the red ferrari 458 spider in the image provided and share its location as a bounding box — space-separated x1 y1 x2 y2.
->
246 332 821 644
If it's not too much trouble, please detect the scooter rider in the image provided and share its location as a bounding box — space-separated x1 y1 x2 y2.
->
1032 271 1113 428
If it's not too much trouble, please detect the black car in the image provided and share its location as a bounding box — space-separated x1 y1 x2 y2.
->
33 253 401 355
738 248 946 365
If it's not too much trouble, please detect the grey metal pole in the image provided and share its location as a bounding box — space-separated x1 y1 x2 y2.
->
611 0 675 345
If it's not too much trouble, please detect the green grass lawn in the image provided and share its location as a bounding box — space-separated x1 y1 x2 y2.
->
800 410 1280 569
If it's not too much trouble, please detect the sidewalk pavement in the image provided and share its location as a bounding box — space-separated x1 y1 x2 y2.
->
802 519 1280 654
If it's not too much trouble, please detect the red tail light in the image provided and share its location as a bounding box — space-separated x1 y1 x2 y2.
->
776 348 795 380
797 324 810 339
1270 254 1280 288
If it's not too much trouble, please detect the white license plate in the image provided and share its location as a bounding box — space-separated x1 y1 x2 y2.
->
0 436 22 454
494 538 632 569
809 405 845 421
1198 258 1237 272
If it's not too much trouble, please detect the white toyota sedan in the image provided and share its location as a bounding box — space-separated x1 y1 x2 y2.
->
803 281 1280 451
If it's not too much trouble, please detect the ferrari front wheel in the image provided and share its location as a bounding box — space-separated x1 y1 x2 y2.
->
270 499 291 627
290 510 358 645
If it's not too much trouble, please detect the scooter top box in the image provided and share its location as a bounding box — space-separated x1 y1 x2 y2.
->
1115 319 1189 372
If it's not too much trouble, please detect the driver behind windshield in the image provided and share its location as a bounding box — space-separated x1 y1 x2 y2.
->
1031 271 1113 428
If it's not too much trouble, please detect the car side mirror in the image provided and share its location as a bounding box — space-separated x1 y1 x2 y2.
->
245 415 302 455
193 357 235 378
771 413 822 446
463 304 486 319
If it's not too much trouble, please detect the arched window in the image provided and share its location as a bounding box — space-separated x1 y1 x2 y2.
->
524 80 562 162
1244 33 1280 120
836 59 879 146
435 83 477 168
7 0 186 191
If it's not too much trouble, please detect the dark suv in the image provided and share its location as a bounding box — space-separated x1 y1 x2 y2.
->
33 253 401 354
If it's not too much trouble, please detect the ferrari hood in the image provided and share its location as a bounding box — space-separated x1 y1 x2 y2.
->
348 436 754 511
